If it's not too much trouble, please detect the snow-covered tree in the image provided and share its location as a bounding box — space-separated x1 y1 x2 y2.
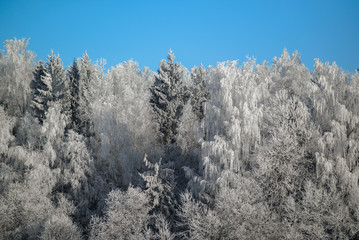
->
30 51 69 124
30 61 52 124
0 106 15 156
188 64 209 121
140 155 176 219
177 191 221 240
68 58 80 130
38 103 102 228
91 60 159 187
70 52 97 137
150 50 189 145
0 106 17 195
269 50 315 101
0 38 35 117
187 60 263 201
256 89 316 218
40 213 83 240
89 187 149 240
214 176 280 239
0 142 63 239
176 102 200 154
46 51 70 115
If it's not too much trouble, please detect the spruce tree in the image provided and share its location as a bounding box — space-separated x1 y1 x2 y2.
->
150 50 189 145
30 61 52 124
68 59 80 130
67 52 96 136
46 50 69 115
30 51 69 124
77 52 95 137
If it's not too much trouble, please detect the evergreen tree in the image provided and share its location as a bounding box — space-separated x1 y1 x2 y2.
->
46 50 69 116
68 58 80 130
150 50 189 145
30 51 69 124
30 61 51 124
77 52 96 137
67 52 96 137
189 64 209 121
140 155 177 219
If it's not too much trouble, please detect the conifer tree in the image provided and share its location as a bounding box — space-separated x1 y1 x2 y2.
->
77 52 95 137
30 61 51 124
46 51 69 116
189 64 209 121
150 50 189 145
140 155 176 219
68 59 80 130
30 51 69 124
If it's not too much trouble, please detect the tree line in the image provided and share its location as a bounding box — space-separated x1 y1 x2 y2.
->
1 38 359 239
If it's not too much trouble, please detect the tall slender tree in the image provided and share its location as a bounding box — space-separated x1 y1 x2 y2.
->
30 61 51 124
68 58 80 130
46 50 69 116
77 52 95 137
150 50 189 145
189 64 209 121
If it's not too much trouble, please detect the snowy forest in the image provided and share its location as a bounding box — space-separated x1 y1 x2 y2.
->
1 38 359 239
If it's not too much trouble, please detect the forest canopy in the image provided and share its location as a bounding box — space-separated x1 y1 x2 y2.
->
1 38 359 239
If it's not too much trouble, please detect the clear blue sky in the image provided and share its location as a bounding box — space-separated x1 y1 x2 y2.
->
0 0 358 72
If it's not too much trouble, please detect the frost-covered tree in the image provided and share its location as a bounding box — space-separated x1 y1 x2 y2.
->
150 50 189 145
256 89 316 219
40 213 83 240
0 38 35 117
175 65 208 155
30 51 69 123
46 51 70 115
186 60 264 202
91 60 159 187
214 176 281 239
151 213 174 240
140 155 176 219
311 59 359 170
269 50 315 100
89 187 149 240
0 141 80 239
188 64 209 121
0 106 15 156
0 106 17 194
39 103 102 228
69 52 97 137
177 191 221 240
176 102 200 154
30 61 52 124
68 58 80 130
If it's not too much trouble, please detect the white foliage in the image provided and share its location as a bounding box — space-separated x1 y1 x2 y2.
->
177 191 221 240
196 60 263 199
0 38 35 116
0 106 15 154
91 60 159 186
176 102 200 153
40 213 83 240
89 187 149 240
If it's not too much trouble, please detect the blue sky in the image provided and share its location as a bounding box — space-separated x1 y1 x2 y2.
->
0 0 358 72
